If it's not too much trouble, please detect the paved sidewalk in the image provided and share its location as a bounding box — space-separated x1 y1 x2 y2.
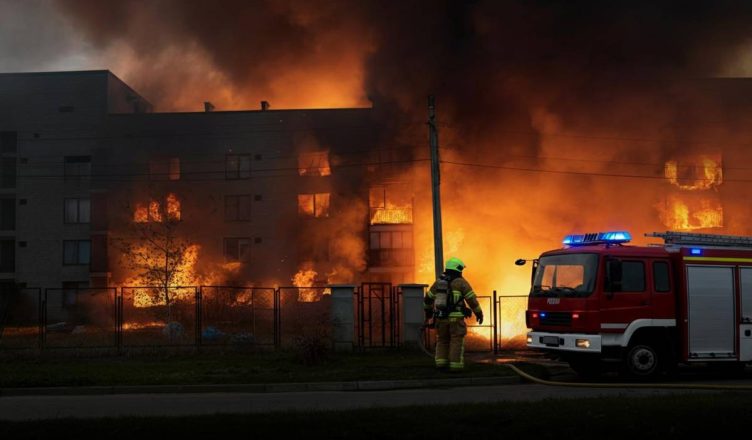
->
0 375 519 397
0 383 708 421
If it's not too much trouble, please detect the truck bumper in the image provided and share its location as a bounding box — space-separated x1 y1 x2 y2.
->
527 331 602 353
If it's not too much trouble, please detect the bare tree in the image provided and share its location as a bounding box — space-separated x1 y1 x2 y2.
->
116 195 191 322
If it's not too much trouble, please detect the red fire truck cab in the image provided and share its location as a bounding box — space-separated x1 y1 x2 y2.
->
524 231 752 378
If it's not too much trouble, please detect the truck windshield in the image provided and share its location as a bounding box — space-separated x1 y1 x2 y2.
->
532 253 598 297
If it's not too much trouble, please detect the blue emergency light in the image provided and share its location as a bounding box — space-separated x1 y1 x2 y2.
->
562 231 632 246
690 248 702 255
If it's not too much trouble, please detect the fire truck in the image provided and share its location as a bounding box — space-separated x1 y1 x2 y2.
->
523 231 752 378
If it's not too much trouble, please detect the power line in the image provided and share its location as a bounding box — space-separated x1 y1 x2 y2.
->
440 159 751 183
8 158 430 182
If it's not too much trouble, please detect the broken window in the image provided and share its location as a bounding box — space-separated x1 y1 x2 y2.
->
298 151 331 176
298 193 330 218
149 157 180 181
63 240 91 265
224 237 251 261
226 154 251 179
64 198 90 224
225 195 251 221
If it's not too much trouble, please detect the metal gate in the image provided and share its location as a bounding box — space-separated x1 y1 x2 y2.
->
356 283 399 348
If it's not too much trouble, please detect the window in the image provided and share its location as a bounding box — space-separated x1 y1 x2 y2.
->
64 198 90 224
620 261 645 292
63 240 91 265
149 157 180 181
224 238 251 261
298 193 330 218
225 195 251 221
133 193 180 223
369 185 413 224
226 154 251 179
0 240 14 272
64 156 91 181
62 281 88 308
297 151 331 176
0 198 14 230
653 261 670 292
368 230 414 267
1 157 15 188
0 131 17 154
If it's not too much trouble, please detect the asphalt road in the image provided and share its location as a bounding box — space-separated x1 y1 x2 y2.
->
0 383 718 421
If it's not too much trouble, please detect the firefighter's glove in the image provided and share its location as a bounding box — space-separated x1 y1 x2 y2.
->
475 312 484 325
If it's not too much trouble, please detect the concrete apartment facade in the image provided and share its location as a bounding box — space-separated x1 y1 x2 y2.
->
0 71 417 310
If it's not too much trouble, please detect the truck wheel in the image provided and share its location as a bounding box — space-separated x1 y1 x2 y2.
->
624 343 663 379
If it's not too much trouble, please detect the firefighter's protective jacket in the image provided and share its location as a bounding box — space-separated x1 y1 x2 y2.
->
424 276 482 319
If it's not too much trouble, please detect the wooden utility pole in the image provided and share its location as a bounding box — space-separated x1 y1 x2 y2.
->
428 95 444 279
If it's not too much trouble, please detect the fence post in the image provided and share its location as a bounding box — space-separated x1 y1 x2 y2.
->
493 290 498 354
195 287 202 348
329 285 356 352
273 288 280 349
398 284 427 348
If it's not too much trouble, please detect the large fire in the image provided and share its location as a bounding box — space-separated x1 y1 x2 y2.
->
291 267 326 302
370 204 413 224
665 155 723 190
658 195 724 230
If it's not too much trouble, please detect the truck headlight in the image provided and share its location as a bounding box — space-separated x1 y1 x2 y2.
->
575 339 591 349
526 335 533 344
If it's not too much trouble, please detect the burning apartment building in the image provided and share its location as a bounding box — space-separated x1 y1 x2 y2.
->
0 70 418 323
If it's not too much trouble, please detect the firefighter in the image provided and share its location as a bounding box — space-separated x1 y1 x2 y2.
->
424 257 483 371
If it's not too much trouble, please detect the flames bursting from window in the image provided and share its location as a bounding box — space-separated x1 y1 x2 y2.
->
298 151 331 177
660 155 723 230
134 193 181 223
369 185 413 225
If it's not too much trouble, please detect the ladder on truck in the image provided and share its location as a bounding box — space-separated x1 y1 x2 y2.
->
646 231 752 248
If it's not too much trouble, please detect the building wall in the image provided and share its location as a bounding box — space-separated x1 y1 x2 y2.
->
0 70 415 296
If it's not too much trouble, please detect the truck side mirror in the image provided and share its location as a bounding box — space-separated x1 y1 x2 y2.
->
606 258 622 297
515 259 527 266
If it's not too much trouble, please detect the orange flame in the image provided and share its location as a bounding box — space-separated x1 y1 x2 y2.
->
134 203 149 223
292 268 325 302
167 193 181 221
658 195 723 230
370 205 413 224
665 155 723 190
148 200 163 222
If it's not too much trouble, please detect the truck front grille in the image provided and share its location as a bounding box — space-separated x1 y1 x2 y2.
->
540 312 571 327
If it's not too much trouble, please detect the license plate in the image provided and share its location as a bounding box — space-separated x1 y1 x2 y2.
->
541 336 560 346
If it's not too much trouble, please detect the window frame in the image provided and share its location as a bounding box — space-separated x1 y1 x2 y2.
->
617 260 646 293
653 260 671 293
224 194 252 222
63 240 91 266
64 198 91 224
225 154 252 180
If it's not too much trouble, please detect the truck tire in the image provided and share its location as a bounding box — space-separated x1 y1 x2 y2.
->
623 343 663 379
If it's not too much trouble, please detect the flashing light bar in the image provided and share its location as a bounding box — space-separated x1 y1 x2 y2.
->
690 248 702 255
563 231 632 246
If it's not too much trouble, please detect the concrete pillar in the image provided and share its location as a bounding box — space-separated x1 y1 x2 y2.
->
329 285 356 352
399 284 428 346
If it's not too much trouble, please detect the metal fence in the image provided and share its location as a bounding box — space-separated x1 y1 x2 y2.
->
0 286 331 351
0 286 531 353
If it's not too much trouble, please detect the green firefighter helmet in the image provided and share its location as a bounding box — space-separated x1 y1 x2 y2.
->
445 257 466 272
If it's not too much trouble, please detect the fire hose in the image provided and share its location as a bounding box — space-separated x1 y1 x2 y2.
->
417 325 752 391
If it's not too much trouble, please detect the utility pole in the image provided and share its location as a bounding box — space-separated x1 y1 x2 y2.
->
428 95 443 280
